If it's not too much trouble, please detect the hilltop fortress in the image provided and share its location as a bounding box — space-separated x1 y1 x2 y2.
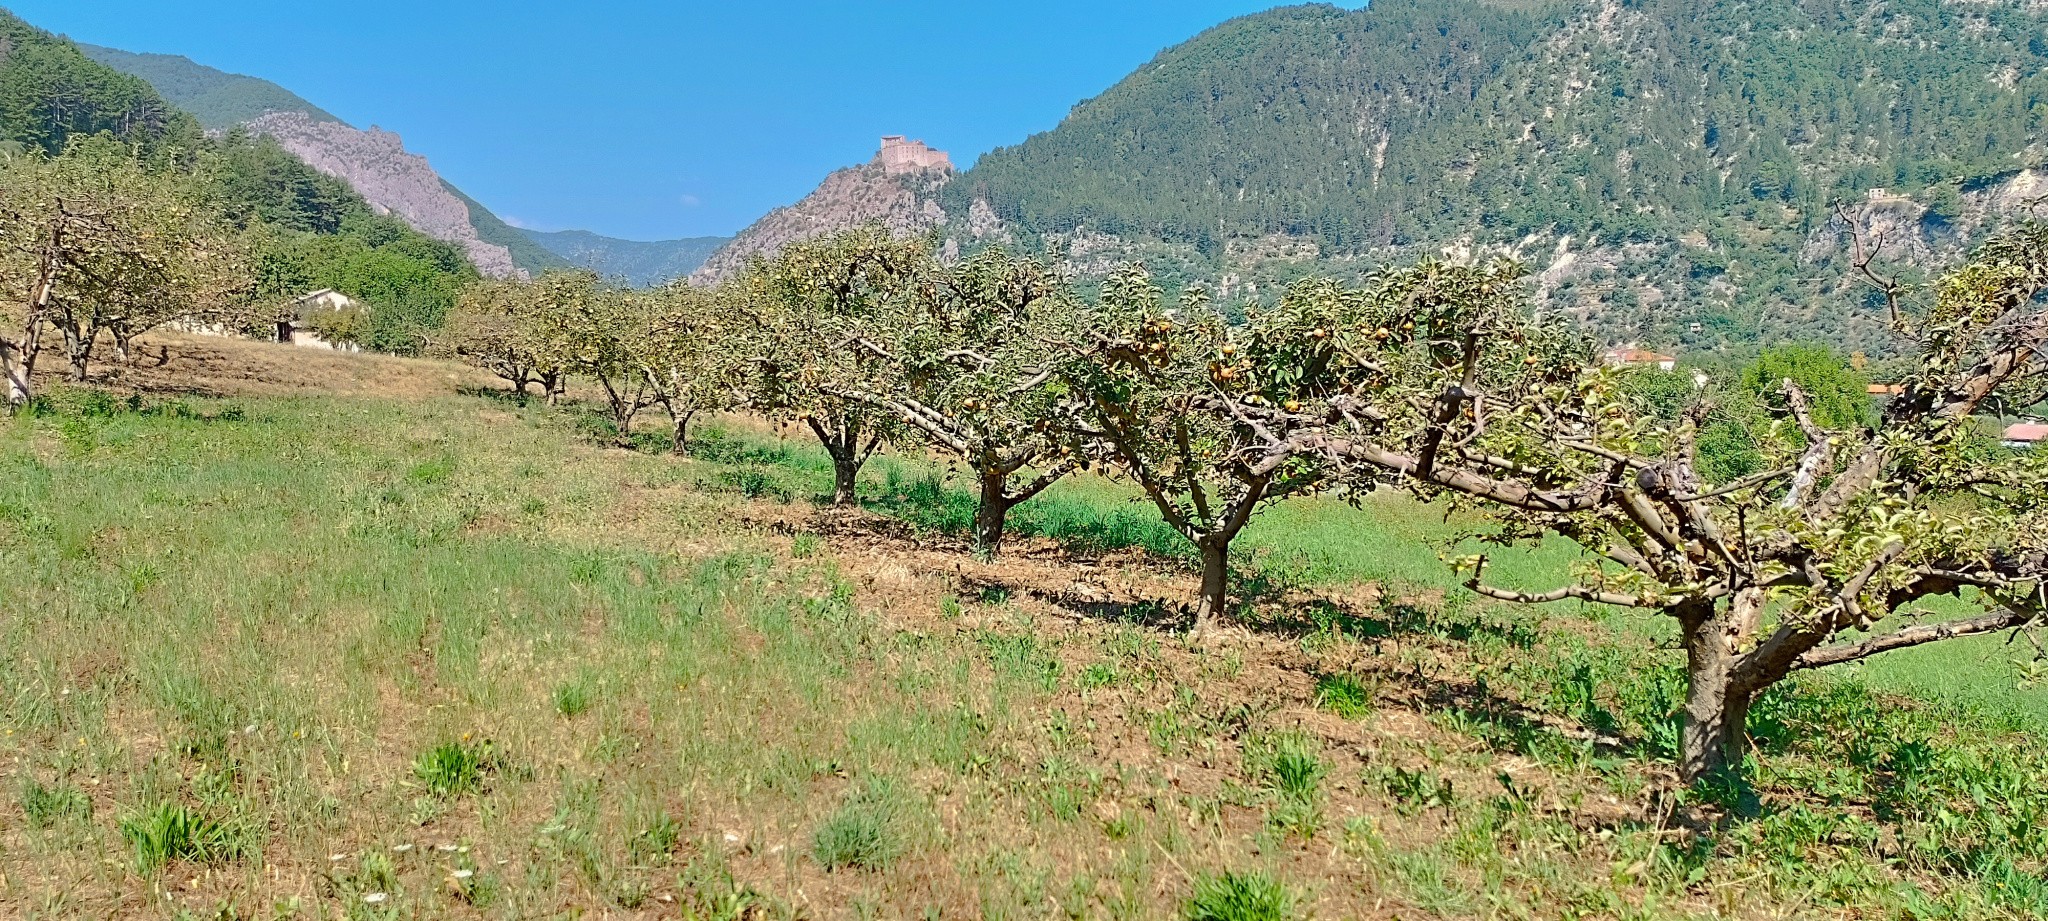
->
878 135 952 174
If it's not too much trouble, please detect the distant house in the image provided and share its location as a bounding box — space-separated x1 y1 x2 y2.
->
2002 421 2048 449
1867 383 1905 404
1602 346 1678 372
280 289 363 352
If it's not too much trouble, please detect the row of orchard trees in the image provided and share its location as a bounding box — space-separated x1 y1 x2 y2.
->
0 139 259 407
451 224 2048 784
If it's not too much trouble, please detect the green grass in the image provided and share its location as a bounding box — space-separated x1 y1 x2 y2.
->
684 422 2048 725
117 803 247 873
7 389 2048 919
811 779 907 872
413 739 493 797
1185 871 1297 921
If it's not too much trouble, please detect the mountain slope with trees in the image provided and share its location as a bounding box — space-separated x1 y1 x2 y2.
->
520 228 730 288
943 0 2048 352
633 0 2043 352
74 42 342 128
0 8 482 357
73 36 564 277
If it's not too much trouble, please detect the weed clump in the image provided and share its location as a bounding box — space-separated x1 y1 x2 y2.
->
812 780 905 871
18 779 90 827
414 739 495 797
552 679 594 719
118 802 246 872
1185 870 1297 921
1313 673 1374 719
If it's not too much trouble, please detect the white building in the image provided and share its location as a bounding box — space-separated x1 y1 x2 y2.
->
280 289 364 352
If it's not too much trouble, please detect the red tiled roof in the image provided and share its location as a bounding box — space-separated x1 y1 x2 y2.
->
1605 348 1675 364
2002 423 2048 442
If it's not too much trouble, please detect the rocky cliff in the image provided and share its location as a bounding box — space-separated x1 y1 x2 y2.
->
689 145 953 286
247 113 522 279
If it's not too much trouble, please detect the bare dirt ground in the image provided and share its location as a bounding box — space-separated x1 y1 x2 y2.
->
34 332 501 400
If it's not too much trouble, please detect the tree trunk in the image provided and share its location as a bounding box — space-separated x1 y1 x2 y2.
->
62 324 90 383
831 451 859 505
1191 538 1232 636
1677 604 1748 783
972 469 1013 558
811 415 867 506
670 410 694 457
1 339 29 410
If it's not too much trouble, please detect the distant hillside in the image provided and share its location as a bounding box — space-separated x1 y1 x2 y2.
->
521 230 730 288
949 0 2048 351
0 13 191 155
0 8 484 350
75 43 341 129
78 40 562 278
710 0 2048 353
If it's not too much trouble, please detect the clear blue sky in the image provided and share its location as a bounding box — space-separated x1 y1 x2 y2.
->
11 1 1294 241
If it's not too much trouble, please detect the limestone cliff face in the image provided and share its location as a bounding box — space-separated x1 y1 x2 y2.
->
689 148 952 286
246 112 523 279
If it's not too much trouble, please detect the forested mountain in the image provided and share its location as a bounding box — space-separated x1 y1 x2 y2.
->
520 229 731 288
74 43 341 128
72 36 564 277
943 0 2048 352
697 0 2047 352
0 13 193 155
0 8 482 351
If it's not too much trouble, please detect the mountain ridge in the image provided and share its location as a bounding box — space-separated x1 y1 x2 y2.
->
689 143 955 286
520 229 731 288
77 40 565 278
706 0 2048 354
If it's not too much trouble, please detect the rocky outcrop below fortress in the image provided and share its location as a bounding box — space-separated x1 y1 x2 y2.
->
689 140 954 286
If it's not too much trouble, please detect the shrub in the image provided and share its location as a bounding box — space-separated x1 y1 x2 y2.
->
1185 870 1297 921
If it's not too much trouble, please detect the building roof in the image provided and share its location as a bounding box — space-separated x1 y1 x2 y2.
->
1604 347 1676 364
2002 422 2048 442
1867 383 1905 396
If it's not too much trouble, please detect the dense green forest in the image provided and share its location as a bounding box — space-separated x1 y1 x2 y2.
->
953 0 2048 353
0 10 477 351
73 42 342 130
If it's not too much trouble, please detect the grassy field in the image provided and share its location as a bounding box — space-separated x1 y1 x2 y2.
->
3 357 2048 919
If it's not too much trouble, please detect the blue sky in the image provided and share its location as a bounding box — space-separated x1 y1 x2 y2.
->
14 1 1291 240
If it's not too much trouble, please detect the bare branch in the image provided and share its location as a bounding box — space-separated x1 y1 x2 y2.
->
1794 609 2036 671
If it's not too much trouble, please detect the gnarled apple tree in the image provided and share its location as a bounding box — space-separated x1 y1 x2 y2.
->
833 247 1083 555
733 228 928 505
1242 249 2048 783
1059 266 1353 633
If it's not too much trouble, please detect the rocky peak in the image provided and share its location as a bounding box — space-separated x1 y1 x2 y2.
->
246 112 523 279
688 138 953 286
